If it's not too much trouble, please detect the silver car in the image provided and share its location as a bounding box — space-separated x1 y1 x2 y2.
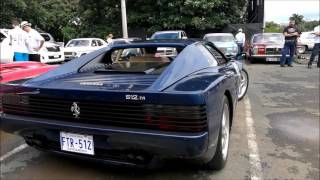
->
203 33 238 57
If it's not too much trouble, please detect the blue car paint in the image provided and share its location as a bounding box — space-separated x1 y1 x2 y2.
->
1 40 241 166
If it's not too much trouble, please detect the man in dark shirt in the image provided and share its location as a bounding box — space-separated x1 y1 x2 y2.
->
280 20 300 67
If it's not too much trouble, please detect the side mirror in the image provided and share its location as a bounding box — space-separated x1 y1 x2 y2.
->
226 54 236 61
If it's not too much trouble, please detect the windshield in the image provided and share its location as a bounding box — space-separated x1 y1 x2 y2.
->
151 33 179 39
81 46 183 75
252 34 284 44
0 32 6 43
41 34 52 41
205 36 234 43
67 40 90 47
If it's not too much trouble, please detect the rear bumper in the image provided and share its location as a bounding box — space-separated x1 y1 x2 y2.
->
249 55 289 62
0 114 211 166
41 52 65 63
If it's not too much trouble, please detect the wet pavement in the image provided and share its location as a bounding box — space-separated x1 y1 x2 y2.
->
0 61 319 180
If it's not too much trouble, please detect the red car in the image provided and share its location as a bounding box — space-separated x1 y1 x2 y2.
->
247 33 286 63
0 62 57 112
0 61 57 83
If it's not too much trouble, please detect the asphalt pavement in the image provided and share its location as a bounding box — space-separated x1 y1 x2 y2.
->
0 60 319 180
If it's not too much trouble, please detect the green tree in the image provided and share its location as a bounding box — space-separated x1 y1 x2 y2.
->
265 21 282 33
1 0 247 41
0 0 27 28
290 13 304 25
127 0 246 36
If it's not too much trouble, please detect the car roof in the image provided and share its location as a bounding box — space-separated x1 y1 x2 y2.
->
113 38 140 41
253 33 283 36
110 39 196 49
153 30 184 34
204 33 234 37
69 38 103 41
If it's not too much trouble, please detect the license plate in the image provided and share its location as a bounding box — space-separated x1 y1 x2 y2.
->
60 131 94 155
54 55 59 58
266 57 278 62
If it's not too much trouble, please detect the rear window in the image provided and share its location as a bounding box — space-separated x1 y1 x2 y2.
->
151 33 179 39
205 36 234 43
80 47 183 75
252 34 284 44
41 34 51 41
67 40 90 47
0 32 6 43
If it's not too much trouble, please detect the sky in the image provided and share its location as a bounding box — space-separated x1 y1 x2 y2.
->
265 0 320 24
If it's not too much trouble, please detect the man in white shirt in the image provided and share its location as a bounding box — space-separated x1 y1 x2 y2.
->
20 21 44 62
235 28 246 60
9 19 29 61
308 25 320 68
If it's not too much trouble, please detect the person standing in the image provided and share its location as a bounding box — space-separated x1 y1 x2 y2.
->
307 25 320 68
280 20 300 67
9 19 29 61
235 28 245 60
20 21 45 62
106 33 114 44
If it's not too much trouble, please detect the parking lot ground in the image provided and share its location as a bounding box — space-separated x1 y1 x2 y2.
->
0 61 319 180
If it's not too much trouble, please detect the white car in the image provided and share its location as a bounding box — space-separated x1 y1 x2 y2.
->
0 29 13 63
150 30 187 56
297 31 316 54
39 33 65 63
203 33 238 57
0 29 64 64
150 30 188 40
64 38 107 61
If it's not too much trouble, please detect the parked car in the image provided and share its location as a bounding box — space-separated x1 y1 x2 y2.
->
0 29 13 63
0 29 64 64
40 32 64 47
108 38 141 45
296 32 315 54
203 33 238 57
247 33 286 63
0 61 57 83
39 33 65 64
150 31 187 56
64 38 107 61
1 40 249 170
150 30 188 40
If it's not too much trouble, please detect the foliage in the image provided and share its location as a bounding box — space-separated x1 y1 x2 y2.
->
1 0 246 42
265 21 283 33
289 14 304 25
127 0 246 35
266 14 319 33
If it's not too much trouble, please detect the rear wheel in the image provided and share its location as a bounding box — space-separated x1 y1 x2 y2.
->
205 96 230 170
297 45 307 54
248 56 255 63
238 68 249 101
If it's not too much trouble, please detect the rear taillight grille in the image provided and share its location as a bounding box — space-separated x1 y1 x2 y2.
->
2 95 207 132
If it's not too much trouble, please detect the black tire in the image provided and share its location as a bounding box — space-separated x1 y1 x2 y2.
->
205 96 230 170
238 68 249 101
248 56 255 63
297 45 307 54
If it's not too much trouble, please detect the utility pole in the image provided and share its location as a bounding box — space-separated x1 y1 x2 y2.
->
121 0 128 38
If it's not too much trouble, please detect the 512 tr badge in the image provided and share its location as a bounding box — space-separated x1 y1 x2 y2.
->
125 94 146 101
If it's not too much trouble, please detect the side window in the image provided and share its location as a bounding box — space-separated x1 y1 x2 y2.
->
203 43 227 65
97 40 103 46
91 40 98 47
